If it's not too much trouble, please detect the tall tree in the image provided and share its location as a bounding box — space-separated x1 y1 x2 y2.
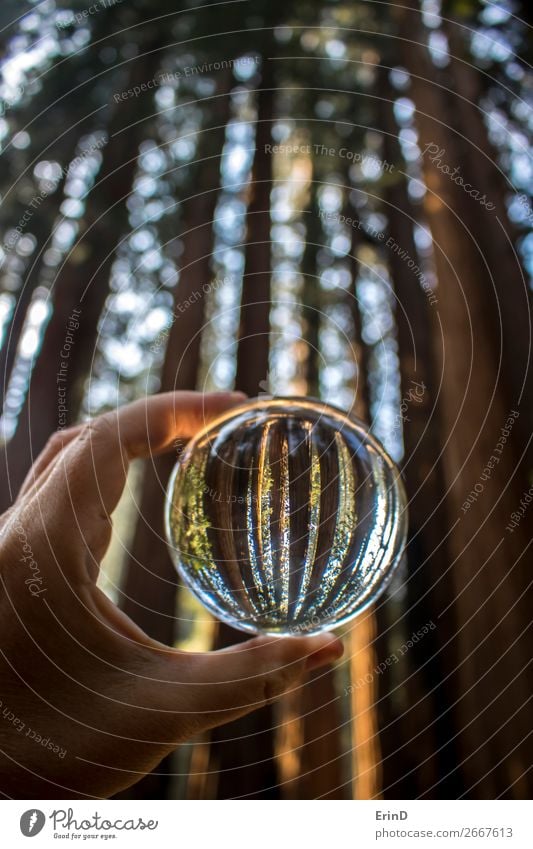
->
396 0 533 797
378 66 461 797
0 32 168 510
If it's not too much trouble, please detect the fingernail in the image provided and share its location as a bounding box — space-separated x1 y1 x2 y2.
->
305 637 344 671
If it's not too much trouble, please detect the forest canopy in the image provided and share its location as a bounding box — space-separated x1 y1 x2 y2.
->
0 0 532 800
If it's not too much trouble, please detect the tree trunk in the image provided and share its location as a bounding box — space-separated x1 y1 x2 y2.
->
234 66 274 397
397 0 533 797
442 20 533 475
206 60 280 800
378 68 463 797
0 39 167 511
117 75 233 800
119 74 233 640
301 182 322 397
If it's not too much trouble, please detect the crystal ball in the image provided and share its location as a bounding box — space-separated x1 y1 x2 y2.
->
165 397 407 635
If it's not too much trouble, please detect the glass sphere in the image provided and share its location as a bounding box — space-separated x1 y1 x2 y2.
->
165 397 407 635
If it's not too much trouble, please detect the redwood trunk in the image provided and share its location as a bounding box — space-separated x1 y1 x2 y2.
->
0 41 167 511
398 1 533 797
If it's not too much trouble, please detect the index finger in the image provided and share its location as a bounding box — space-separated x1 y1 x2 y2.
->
49 390 245 538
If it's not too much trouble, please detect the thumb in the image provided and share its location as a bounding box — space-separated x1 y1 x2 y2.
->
141 633 344 737
198 632 345 709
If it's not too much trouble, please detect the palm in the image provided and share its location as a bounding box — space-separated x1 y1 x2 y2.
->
0 392 342 798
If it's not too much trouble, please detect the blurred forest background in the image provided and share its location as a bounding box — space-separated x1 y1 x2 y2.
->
0 0 532 799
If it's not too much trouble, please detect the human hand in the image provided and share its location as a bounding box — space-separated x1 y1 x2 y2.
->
0 392 343 798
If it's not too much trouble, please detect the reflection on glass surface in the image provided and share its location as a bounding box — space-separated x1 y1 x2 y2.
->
166 397 407 635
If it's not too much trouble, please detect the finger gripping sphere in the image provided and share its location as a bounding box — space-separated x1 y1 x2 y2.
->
165 398 407 636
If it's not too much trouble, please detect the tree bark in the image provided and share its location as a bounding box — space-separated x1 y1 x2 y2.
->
206 59 280 800
442 20 533 474
0 39 167 511
397 1 533 797
377 68 463 797
119 75 233 639
117 74 233 800
301 182 322 397
234 65 274 398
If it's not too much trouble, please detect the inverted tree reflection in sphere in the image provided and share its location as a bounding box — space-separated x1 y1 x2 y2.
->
165 398 408 635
